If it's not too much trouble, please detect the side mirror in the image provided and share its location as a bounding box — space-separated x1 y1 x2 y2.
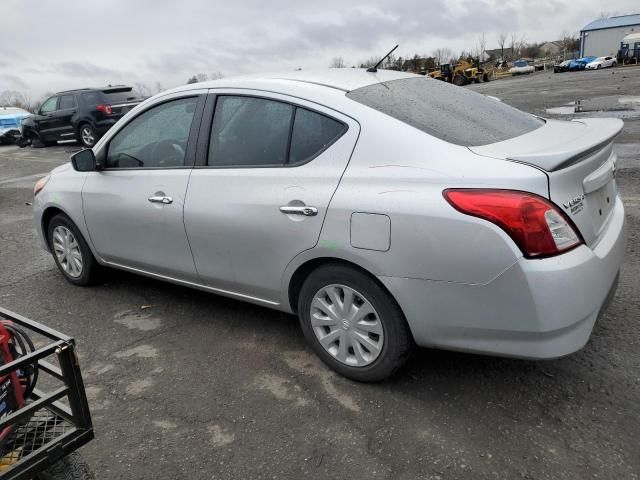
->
71 149 98 172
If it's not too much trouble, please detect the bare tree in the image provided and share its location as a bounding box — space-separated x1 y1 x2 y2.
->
0 90 39 112
330 56 346 68
135 82 151 98
154 82 164 94
477 32 487 62
497 32 507 61
196 73 208 82
210 71 224 80
510 32 518 60
432 47 453 66
561 30 580 59
598 11 618 19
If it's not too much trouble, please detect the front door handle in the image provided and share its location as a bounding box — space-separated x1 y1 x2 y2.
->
279 205 318 216
148 195 173 204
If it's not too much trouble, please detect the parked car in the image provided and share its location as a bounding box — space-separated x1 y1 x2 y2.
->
568 56 598 71
509 59 535 75
553 60 572 73
33 70 625 381
0 106 31 144
585 56 617 70
20 86 142 148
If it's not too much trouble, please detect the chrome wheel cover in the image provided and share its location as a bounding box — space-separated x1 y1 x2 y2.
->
52 226 83 278
81 127 95 146
310 284 384 367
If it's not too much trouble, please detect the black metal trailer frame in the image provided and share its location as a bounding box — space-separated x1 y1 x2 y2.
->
0 307 93 480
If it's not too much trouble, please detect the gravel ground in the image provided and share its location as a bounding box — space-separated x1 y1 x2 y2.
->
0 67 638 479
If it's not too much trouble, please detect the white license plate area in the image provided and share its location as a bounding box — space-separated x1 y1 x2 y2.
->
586 179 616 236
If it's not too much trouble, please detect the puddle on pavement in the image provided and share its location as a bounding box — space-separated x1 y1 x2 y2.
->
546 96 640 119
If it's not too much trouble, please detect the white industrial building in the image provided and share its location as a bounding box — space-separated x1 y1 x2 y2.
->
580 14 640 57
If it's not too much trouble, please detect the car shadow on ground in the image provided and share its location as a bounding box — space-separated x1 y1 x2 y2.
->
96 267 582 391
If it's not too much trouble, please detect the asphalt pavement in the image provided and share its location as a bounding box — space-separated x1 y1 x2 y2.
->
0 67 638 479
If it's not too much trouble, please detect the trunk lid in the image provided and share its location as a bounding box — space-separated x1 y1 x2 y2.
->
470 118 624 246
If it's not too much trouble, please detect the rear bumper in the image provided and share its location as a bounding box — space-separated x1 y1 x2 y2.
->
380 197 626 359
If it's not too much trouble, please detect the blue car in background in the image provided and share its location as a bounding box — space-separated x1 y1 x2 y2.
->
0 107 31 144
568 56 598 71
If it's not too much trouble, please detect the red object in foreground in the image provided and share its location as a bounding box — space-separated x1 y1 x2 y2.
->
443 189 583 258
0 321 26 443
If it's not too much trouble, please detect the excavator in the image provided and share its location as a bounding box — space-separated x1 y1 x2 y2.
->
428 59 490 85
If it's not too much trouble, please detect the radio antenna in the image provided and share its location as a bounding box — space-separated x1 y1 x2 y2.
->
366 44 399 73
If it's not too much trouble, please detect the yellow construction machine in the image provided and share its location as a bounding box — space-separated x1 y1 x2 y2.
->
428 59 490 85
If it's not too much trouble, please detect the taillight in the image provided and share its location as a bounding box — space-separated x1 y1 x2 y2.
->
443 189 583 258
95 104 112 115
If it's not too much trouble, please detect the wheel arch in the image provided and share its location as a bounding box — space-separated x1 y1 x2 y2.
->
41 206 68 250
286 256 405 320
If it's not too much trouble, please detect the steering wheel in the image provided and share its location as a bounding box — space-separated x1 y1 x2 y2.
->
150 140 185 166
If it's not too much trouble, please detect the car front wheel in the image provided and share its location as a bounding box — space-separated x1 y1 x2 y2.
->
298 264 413 382
47 213 99 286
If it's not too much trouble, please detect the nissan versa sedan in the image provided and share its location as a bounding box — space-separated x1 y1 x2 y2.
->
33 69 625 381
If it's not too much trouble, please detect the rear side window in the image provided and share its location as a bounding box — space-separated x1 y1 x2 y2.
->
346 77 543 146
208 96 347 167
82 92 102 106
59 95 76 109
289 108 346 164
209 96 293 167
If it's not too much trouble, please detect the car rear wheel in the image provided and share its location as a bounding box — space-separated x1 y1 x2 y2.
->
47 213 99 286
78 124 98 148
298 264 413 382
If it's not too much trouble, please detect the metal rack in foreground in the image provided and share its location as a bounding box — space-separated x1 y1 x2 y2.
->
0 307 93 480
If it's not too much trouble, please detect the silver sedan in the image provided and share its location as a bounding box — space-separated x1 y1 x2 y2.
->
33 69 625 381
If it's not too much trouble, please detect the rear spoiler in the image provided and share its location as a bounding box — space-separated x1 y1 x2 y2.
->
470 118 624 172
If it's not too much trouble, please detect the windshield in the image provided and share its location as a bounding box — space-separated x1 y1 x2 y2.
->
346 77 544 146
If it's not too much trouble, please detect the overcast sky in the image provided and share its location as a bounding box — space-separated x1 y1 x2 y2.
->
1 0 637 97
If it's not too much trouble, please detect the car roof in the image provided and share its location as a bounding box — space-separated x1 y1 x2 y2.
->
55 85 133 95
166 69 417 96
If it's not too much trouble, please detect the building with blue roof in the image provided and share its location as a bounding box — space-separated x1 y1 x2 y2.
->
580 14 640 57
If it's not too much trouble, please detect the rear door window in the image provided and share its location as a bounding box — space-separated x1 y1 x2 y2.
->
346 77 544 146
208 96 293 167
59 95 76 110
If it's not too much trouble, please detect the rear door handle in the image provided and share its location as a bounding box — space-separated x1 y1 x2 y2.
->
148 195 173 204
279 205 318 216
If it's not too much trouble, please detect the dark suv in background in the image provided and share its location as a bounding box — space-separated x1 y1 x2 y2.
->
21 86 142 147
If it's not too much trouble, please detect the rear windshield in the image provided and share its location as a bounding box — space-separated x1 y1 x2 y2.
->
346 77 544 146
103 89 140 103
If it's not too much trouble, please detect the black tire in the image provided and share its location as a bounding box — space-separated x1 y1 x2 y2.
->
47 213 100 286
78 124 98 148
483 73 490 82
36 452 94 480
597 64 601 69
452 75 467 86
298 264 413 382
